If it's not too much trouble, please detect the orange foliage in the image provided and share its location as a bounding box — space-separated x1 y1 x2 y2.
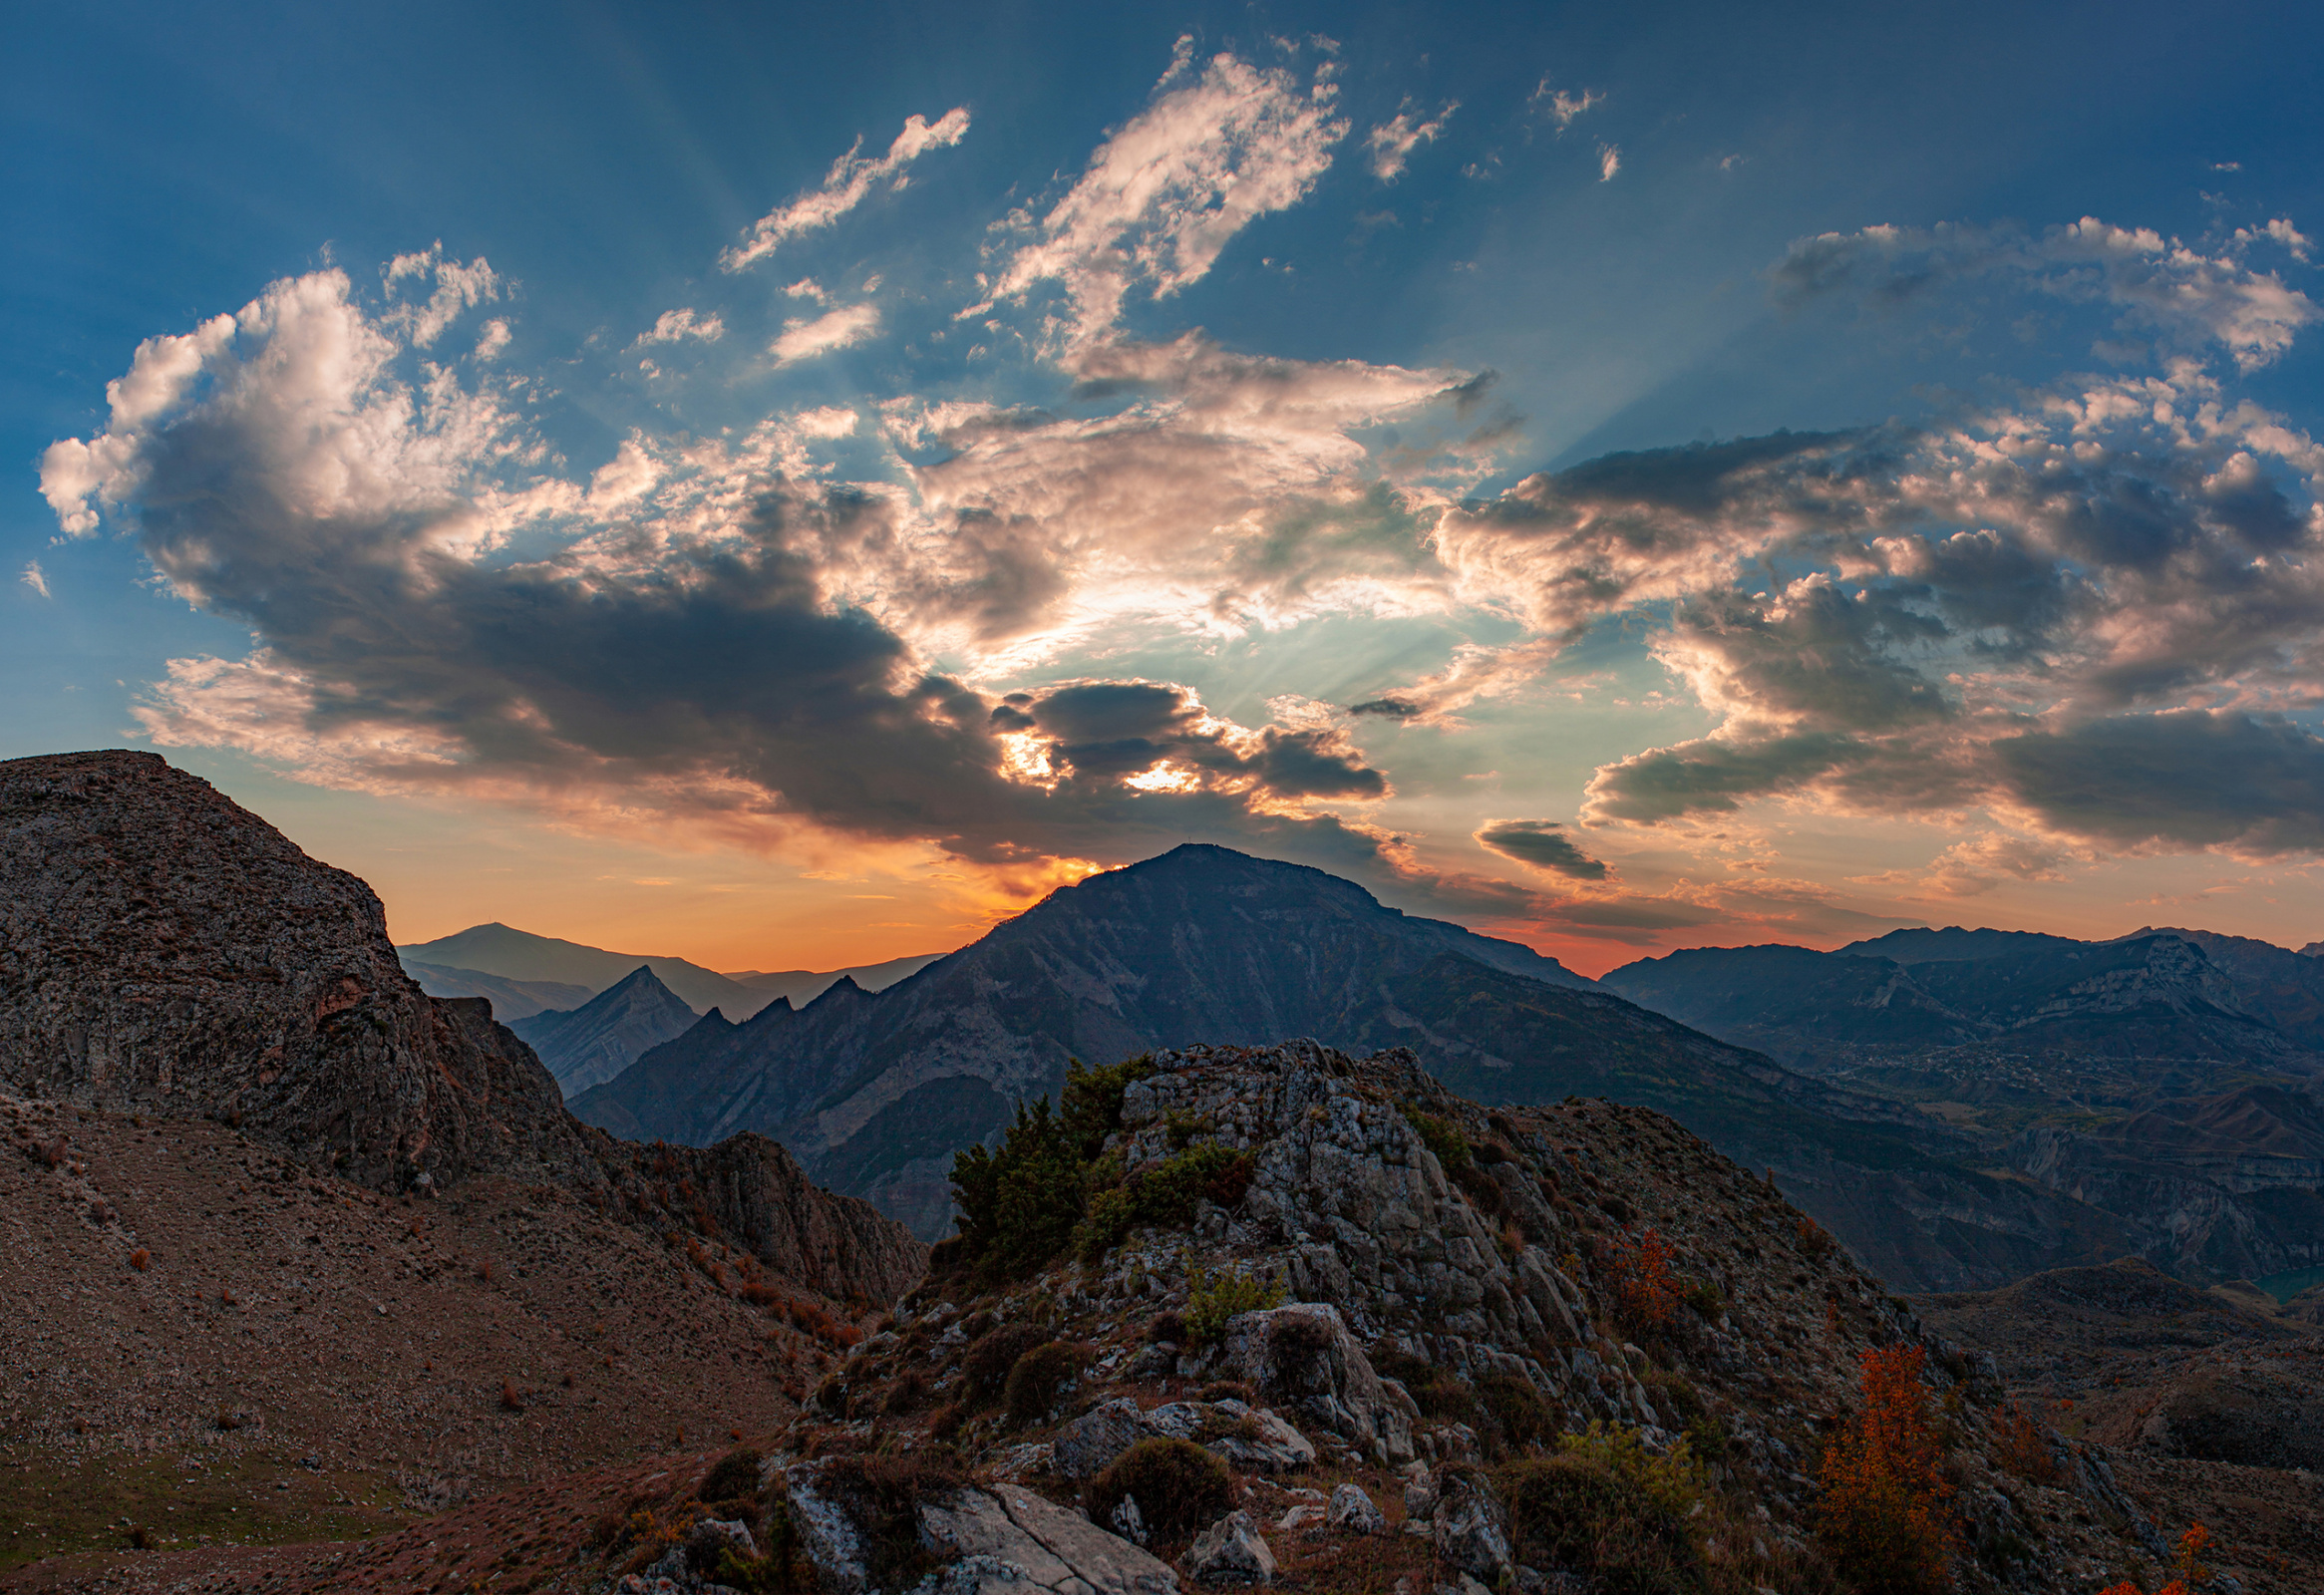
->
1816 1344 1954 1595
1600 1227 1682 1335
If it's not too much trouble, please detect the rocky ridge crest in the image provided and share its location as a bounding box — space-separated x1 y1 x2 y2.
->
581 1041 2207 1595
0 750 924 1304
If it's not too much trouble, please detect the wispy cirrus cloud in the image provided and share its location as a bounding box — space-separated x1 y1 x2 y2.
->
975 42 1346 345
722 107 971 272
1365 101 1457 182
771 302 881 365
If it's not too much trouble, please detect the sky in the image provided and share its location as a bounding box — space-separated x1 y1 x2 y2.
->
9 0 2324 977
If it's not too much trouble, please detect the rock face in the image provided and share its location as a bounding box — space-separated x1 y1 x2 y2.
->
512 964 701 1098
807 1040 2254 1595
0 751 587 1190
0 750 926 1305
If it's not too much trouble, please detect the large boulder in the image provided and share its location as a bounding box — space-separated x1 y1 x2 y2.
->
1184 1509 1276 1587
1221 1303 1416 1464
1056 1397 1316 1480
919 1481 1179 1594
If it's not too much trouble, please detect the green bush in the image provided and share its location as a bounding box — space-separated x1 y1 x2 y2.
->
1403 1107 1473 1174
1086 1438 1234 1544
1641 1370 1727 1461
710 1497 801 1592
813 1457 968 1593
1374 1348 1481 1424
698 1446 765 1504
1478 1373 1557 1453
1498 1426 1711 1595
963 1322 1051 1407
1004 1340 1092 1427
1182 1260 1284 1346
946 1056 1158 1284
1075 1141 1255 1262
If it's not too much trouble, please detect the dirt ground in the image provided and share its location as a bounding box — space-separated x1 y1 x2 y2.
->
0 1090 858 1578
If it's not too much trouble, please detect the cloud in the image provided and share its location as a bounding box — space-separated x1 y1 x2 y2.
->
1993 710 2324 854
1528 82 1601 132
382 244 500 347
772 302 882 365
980 48 1347 345
1475 818 1607 880
42 262 1412 898
722 108 971 272
1774 216 2321 371
1851 832 2074 898
1365 101 1456 182
19 561 49 599
1596 143 1620 181
634 308 726 347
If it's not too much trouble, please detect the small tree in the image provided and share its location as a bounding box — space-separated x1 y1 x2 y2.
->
1815 1344 1953 1594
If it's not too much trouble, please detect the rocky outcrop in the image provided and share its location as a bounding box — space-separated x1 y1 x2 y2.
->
0 750 587 1190
0 750 925 1306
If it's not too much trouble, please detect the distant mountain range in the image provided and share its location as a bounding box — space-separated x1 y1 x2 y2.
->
1598 926 2324 1285
395 922 941 1020
568 843 2175 1292
511 965 700 1098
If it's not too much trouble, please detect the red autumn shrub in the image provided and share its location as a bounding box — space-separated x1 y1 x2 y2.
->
1599 1227 1682 1336
1815 1344 1953 1595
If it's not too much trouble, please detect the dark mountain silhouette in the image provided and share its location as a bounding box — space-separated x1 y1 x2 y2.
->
511 965 701 1098
395 922 776 1017
1600 927 2324 1284
571 843 2136 1290
0 750 924 1303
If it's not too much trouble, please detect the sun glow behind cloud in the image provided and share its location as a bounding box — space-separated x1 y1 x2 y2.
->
31 31 2324 974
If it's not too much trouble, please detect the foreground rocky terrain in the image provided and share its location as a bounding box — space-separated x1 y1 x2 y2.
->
65 1041 2293 1595
0 751 926 1580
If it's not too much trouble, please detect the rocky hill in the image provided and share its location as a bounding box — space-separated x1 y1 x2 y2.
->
126 1038 2279 1595
395 923 778 1017
568 846 2145 1294
0 751 922 1305
512 966 700 1098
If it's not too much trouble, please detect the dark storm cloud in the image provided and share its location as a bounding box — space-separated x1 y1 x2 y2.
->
1994 710 2324 854
1474 819 1609 880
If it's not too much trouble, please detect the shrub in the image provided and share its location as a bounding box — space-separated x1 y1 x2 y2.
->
1642 1371 1727 1462
500 1379 524 1412
963 1322 1050 1407
882 1370 929 1417
1988 1403 2061 1485
128 1248 151 1272
1373 1348 1480 1424
947 1056 1157 1283
1147 1309 1186 1344
1198 1380 1254 1404
1404 1107 1473 1174
1086 1438 1234 1544
1499 1427 1710 1595
1599 1228 1682 1338
1478 1373 1557 1453
699 1447 764 1504
1798 1217 1838 1260
1815 1345 1953 1595
1182 1260 1283 1346
1003 1340 1092 1427
1075 1142 1256 1262
815 1457 967 1592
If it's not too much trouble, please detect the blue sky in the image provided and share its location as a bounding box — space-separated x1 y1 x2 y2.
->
9 0 2324 973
